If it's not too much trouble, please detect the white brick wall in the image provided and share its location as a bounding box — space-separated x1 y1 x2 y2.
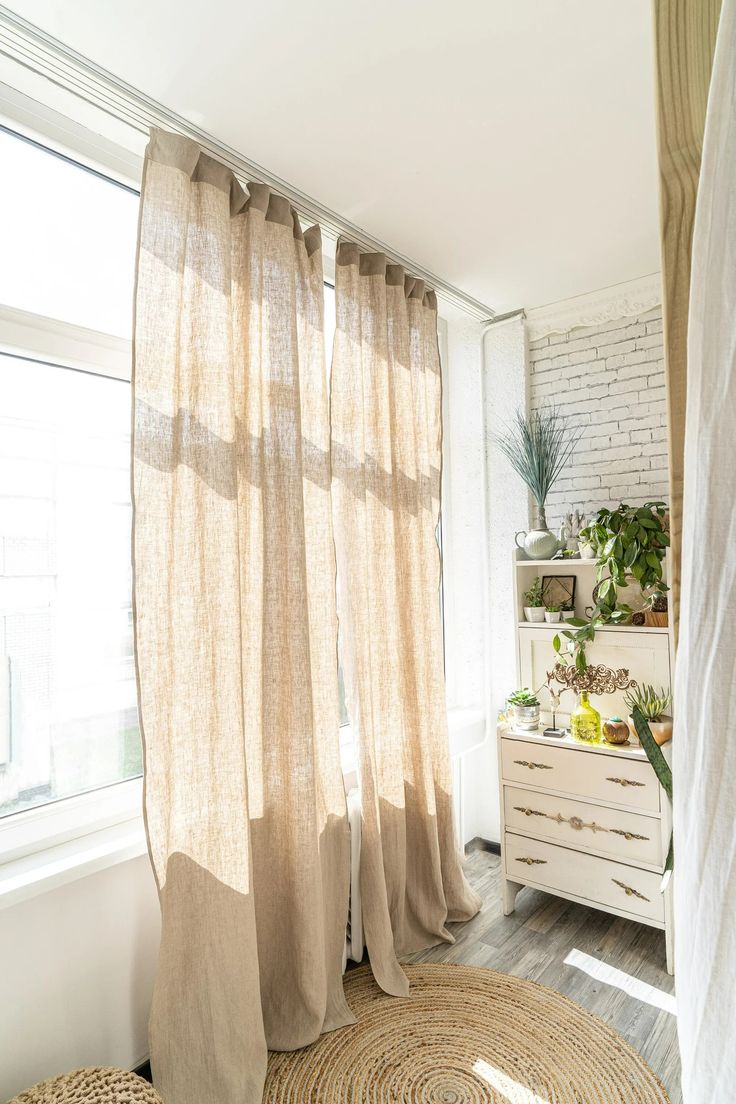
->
528 307 669 529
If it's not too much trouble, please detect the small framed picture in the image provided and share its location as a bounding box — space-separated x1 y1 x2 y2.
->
541 574 576 611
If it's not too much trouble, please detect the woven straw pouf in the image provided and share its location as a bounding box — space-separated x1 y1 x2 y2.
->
8 1067 162 1104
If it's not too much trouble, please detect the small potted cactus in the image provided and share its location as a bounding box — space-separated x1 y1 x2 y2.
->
507 688 541 731
624 684 672 746
523 578 545 622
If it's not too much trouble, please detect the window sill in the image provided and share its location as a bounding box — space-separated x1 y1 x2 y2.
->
0 711 486 911
0 814 147 910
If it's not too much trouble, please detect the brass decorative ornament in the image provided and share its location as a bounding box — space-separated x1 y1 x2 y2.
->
546 661 638 697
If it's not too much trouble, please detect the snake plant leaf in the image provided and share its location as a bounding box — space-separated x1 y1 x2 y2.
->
632 705 672 800
632 705 674 888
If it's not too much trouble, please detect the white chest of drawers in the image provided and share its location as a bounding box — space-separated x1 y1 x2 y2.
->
498 726 674 973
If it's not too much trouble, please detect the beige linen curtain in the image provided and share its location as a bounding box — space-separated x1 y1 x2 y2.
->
331 240 481 996
133 129 352 1104
652 0 722 629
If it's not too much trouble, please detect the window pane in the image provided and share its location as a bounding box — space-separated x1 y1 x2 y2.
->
0 128 138 337
0 354 140 817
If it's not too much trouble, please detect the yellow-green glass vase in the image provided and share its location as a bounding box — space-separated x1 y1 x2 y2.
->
570 691 602 744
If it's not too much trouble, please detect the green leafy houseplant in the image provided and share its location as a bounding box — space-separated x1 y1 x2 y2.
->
496 406 582 530
523 578 544 608
545 603 561 613
553 502 670 671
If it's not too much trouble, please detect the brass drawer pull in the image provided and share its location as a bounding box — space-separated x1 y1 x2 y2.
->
610 828 649 842
513 760 553 771
606 776 646 788
612 878 650 902
513 806 649 843
516 856 547 866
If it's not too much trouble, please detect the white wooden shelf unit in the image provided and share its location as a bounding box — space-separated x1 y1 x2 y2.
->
499 551 675 973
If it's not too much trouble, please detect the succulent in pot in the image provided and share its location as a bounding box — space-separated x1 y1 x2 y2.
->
624 684 672 746
544 603 562 623
507 688 541 731
523 578 546 622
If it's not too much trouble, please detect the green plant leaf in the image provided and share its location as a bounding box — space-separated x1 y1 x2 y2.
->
575 648 587 673
552 633 561 653
632 705 672 800
624 539 639 568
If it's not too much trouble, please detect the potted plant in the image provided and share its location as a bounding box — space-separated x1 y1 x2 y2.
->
544 603 562 623
553 501 670 672
496 406 582 560
561 603 575 622
624 684 673 746
523 577 546 622
577 523 598 560
507 688 541 731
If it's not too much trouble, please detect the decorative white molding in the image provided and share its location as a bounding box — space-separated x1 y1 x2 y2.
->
526 273 662 341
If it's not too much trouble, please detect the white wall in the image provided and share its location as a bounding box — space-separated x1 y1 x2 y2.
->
445 283 667 847
442 315 528 846
528 307 668 528
0 854 159 1101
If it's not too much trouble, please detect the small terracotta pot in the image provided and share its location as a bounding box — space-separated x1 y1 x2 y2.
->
627 714 673 746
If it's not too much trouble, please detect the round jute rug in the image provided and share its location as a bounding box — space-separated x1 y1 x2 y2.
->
264 963 670 1104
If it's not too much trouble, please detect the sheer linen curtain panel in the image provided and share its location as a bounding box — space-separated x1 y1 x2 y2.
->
133 129 352 1104
675 2 735 1100
331 240 481 997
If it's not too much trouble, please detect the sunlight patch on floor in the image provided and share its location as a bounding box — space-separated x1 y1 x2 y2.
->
473 1058 551 1103
563 948 676 1014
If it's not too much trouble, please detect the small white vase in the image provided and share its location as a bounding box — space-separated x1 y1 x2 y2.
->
524 607 546 623
544 610 561 623
579 541 596 560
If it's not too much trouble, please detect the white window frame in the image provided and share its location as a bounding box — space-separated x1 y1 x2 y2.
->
0 91 147 903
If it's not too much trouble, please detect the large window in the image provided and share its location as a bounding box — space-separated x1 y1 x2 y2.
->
0 126 139 819
0 124 357 822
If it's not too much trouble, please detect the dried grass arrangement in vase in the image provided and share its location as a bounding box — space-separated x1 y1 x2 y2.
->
496 406 582 560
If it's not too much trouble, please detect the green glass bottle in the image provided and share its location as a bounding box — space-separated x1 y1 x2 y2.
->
570 691 602 744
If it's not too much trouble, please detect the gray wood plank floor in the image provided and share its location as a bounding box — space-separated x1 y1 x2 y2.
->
405 848 681 1102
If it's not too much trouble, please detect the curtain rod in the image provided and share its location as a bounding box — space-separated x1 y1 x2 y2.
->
0 6 496 322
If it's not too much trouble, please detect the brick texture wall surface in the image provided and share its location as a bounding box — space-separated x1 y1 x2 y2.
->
528 307 669 529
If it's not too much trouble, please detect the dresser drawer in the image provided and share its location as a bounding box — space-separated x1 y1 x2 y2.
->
504 785 663 867
504 831 665 924
501 738 660 813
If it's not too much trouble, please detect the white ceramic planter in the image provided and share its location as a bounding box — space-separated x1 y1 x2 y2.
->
524 607 546 623
579 542 597 560
544 610 561 623
561 610 575 621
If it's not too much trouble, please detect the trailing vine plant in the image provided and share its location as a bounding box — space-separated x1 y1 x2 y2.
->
552 501 670 672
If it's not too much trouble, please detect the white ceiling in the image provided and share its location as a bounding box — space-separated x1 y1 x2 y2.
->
7 0 662 313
